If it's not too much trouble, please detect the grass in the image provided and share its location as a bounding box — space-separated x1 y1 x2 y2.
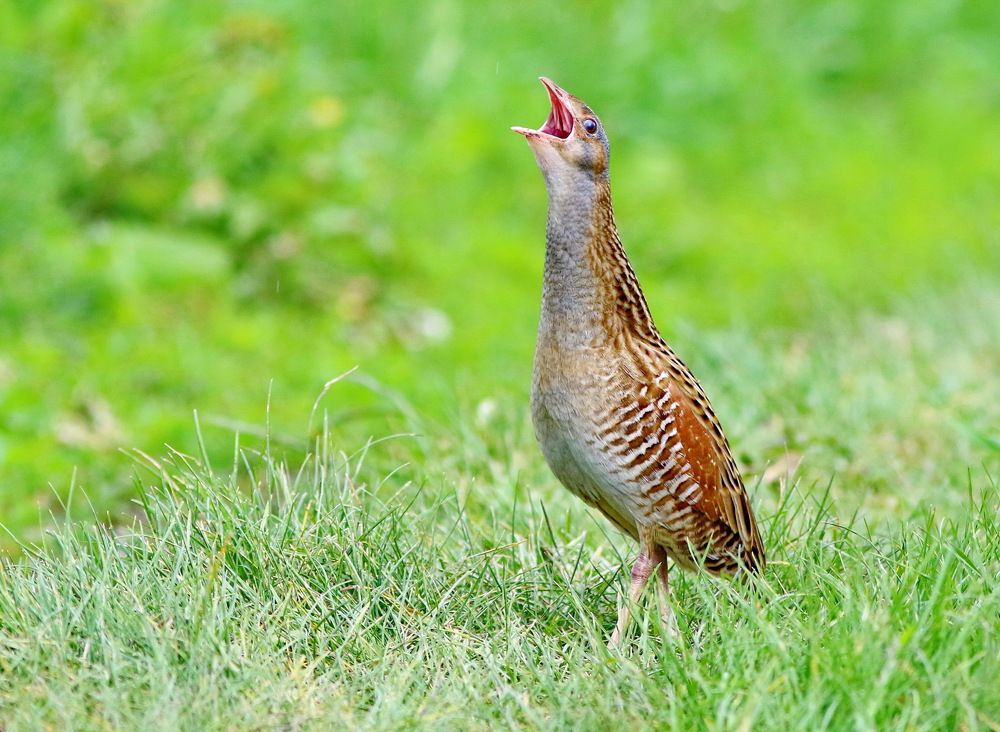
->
0 435 996 730
2 0 1000 537
1 0 999 727
1 282 997 730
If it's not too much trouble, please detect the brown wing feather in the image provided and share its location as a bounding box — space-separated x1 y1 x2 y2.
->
630 340 766 573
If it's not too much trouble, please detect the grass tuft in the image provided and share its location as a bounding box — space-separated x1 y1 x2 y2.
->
0 412 996 730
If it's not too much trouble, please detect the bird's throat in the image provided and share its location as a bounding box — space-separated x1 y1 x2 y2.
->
540 176 657 345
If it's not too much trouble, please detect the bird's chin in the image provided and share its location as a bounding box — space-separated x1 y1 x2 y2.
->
522 139 563 172
511 128 561 170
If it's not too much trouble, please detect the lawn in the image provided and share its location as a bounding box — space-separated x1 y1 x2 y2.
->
0 293 997 729
1 0 999 729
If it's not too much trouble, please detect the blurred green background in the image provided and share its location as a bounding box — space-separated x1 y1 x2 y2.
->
1 0 998 543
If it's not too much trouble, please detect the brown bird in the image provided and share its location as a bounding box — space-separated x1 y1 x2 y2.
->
513 78 765 647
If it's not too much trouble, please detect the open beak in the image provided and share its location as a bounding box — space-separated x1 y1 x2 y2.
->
512 77 575 141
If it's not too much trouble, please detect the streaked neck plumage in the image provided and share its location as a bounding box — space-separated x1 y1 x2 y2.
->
538 167 659 349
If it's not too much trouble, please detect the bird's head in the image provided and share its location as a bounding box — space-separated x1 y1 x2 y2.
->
513 77 610 188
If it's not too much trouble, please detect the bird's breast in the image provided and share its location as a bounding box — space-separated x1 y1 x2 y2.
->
531 343 647 524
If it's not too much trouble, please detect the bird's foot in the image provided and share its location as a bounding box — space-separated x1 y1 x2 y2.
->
657 596 681 643
659 610 681 642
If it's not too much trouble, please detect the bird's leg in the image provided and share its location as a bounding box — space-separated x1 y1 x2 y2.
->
609 540 665 648
655 559 680 640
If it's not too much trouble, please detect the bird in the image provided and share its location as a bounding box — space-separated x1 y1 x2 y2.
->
513 77 765 647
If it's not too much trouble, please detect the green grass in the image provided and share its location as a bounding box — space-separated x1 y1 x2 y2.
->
1 0 999 727
1 282 998 729
0 448 996 730
2 0 1000 538
2 449 997 731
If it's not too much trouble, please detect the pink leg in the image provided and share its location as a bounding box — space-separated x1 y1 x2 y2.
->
609 540 666 648
655 559 680 640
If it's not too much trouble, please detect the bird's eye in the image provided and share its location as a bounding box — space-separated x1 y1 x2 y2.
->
582 118 598 134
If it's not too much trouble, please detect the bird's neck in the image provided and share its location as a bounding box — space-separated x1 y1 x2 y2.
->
540 173 658 346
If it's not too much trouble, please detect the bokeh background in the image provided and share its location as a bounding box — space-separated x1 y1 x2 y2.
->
2 0 999 545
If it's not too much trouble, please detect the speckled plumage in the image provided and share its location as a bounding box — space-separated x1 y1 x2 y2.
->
515 78 764 645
